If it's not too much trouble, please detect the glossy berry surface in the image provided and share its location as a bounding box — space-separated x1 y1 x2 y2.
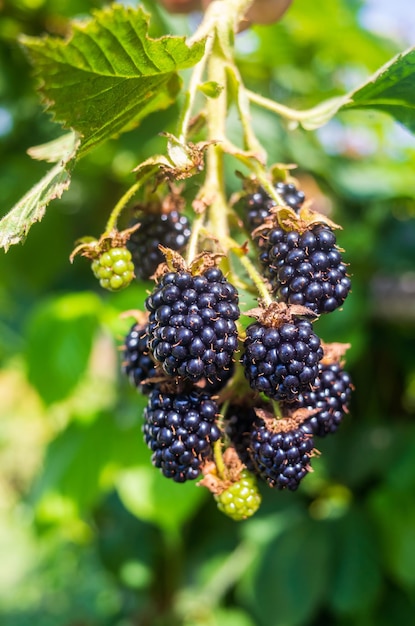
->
122 323 158 395
292 362 353 437
258 224 351 314
145 268 240 386
127 211 191 279
91 247 134 291
143 389 221 482
245 182 306 230
215 470 261 521
242 319 323 400
249 419 314 490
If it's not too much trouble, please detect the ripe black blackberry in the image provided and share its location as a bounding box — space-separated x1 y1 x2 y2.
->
145 267 240 386
225 404 257 473
122 322 158 395
246 182 305 230
258 224 351 314
127 210 191 280
249 416 315 490
242 308 323 401
143 388 221 482
290 361 353 437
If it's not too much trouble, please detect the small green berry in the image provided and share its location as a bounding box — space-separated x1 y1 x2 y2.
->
92 247 134 291
215 470 261 521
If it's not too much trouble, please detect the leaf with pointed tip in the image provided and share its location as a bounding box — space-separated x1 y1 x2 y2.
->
0 134 79 251
299 46 415 132
20 4 206 157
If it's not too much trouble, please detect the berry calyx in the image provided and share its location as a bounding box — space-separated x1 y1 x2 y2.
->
215 469 261 521
91 246 134 291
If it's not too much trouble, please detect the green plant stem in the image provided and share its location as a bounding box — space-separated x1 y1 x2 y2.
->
213 439 228 481
238 253 273 305
103 167 156 235
185 212 205 264
176 36 213 143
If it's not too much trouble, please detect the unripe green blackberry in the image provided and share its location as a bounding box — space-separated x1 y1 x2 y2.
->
215 470 261 521
91 247 134 291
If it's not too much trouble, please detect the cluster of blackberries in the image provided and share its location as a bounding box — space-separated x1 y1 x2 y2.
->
122 265 240 484
120 179 353 518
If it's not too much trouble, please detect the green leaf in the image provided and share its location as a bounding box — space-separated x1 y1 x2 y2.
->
116 466 206 535
369 485 415 589
25 292 101 405
298 46 415 132
249 518 330 626
345 47 415 133
0 133 78 251
328 509 382 615
20 4 205 157
33 411 146 515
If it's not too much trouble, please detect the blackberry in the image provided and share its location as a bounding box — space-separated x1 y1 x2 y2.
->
215 470 261 521
258 224 351 314
91 247 134 291
225 405 257 472
246 182 305 230
122 322 158 395
249 417 315 490
143 389 221 482
292 362 353 437
127 211 191 280
145 267 240 386
242 318 323 401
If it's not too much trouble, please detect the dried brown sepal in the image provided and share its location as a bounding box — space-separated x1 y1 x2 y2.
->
69 224 140 263
245 302 318 327
157 246 188 274
155 375 189 395
321 341 351 366
119 309 148 326
199 446 245 496
267 203 341 234
189 251 225 276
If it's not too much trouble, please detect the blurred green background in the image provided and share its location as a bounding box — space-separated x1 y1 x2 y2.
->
1 0 415 624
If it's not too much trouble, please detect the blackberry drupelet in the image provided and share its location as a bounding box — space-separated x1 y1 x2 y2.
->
145 267 240 386
242 318 323 401
293 362 353 437
215 469 261 521
246 181 306 230
122 322 158 395
91 247 134 291
143 388 221 482
258 224 351 314
127 211 191 280
249 417 315 490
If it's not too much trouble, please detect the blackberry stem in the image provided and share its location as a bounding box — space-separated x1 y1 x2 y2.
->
185 212 206 264
103 168 156 235
237 253 273 306
213 439 228 481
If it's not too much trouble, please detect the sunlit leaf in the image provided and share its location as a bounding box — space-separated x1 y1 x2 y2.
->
20 4 205 157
